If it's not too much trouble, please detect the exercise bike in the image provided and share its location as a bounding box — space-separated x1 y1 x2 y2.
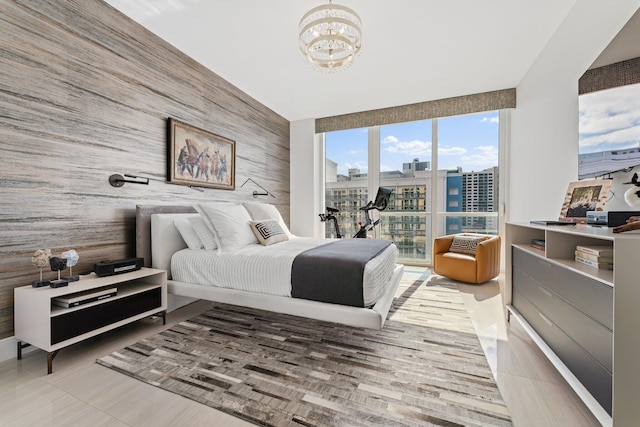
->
319 187 392 238
318 206 343 238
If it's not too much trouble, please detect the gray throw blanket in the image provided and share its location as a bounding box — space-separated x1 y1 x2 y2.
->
291 239 392 307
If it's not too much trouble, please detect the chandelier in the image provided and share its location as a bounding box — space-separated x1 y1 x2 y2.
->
298 0 362 72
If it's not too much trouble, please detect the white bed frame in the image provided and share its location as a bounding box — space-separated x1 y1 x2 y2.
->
136 205 404 329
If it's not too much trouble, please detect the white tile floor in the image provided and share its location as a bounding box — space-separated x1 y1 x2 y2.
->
0 268 601 426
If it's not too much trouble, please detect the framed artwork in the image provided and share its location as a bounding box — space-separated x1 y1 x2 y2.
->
559 179 612 223
167 118 235 190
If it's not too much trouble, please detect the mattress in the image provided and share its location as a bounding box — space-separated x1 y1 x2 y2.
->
170 237 397 307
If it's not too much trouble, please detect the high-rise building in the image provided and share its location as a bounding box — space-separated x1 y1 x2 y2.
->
461 167 498 233
324 160 497 263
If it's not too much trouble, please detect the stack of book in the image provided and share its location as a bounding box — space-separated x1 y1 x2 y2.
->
575 245 613 270
530 239 546 251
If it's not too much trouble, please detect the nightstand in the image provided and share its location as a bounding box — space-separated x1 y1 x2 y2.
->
14 267 167 374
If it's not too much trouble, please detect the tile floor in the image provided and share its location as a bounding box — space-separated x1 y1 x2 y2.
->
0 268 601 426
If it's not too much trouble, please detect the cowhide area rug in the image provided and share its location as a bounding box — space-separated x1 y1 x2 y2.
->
97 272 512 426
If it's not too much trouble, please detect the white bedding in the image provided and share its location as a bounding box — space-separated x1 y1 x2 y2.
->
170 237 397 307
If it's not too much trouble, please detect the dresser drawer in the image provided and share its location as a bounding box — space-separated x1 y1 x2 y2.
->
512 288 612 414
513 246 558 286
513 246 612 329
513 268 612 372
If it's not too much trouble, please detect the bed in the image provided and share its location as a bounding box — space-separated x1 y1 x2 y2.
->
136 204 404 329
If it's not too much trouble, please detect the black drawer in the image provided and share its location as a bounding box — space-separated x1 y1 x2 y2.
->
513 247 613 329
513 288 612 415
513 268 612 372
51 287 162 344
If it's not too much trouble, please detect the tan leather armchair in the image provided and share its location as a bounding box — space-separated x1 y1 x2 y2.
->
433 234 501 284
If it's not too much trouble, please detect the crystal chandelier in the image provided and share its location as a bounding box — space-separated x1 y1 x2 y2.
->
298 0 362 72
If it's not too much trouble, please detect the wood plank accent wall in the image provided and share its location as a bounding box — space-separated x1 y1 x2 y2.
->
0 0 290 339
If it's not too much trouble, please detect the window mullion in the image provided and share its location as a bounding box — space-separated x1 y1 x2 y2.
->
431 119 439 241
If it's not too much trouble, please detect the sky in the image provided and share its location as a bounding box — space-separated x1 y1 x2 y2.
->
579 82 640 154
326 83 640 177
325 111 500 176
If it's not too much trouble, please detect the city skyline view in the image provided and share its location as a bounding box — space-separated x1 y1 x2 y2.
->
326 111 500 177
579 82 640 154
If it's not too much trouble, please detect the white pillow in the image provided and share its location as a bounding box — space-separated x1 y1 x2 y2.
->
174 217 203 250
242 202 294 237
151 213 198 278
250 220 289 246
197 203 258 252
188 216 217 251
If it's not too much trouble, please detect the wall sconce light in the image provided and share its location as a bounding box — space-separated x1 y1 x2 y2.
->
241 178 276 198
109 173 205 192
109 173 149 187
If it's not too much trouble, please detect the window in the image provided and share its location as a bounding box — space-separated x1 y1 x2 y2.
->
324 112 500 266
324 128 368 238
438 112 499 237
579 82 640 179
380 120 432 262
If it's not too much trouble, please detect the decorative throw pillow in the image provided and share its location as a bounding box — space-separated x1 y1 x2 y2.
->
188 215 217 251
174 217 203 250
197 203 258 252
243 201 295 237
449 234 489 255
250 220 289 246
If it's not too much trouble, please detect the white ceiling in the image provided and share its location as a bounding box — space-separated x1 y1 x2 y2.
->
589 7 640 69
104 0 613 122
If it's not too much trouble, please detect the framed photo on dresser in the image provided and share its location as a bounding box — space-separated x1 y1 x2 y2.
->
559 179 612 223
167 118 235 190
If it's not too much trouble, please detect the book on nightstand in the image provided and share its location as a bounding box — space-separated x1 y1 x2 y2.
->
52 287 117 308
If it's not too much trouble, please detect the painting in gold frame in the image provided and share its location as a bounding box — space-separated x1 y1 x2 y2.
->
559 179 612 223
167 118 235 190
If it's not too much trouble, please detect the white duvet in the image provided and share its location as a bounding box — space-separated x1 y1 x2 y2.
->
170 237 397 307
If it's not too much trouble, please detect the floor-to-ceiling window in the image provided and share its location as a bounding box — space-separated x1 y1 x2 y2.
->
437 112 500 240
324 127 369 238
324 111 500 266
379 120 432 262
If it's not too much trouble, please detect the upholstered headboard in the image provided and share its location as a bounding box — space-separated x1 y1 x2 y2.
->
135 205 197 268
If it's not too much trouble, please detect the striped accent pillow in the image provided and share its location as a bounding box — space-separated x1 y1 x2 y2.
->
250 220 289 246
449 234 488 255
188 216 218 251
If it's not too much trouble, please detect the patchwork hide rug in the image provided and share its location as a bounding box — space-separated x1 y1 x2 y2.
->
97 276 512 427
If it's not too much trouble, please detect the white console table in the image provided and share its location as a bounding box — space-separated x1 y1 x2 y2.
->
505 223 640 426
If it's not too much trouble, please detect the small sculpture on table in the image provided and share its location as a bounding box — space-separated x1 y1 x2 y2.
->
62 249 79 281
31 249 52 288
49 256 69 288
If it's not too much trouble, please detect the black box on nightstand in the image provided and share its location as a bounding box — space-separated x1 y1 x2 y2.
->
94 257 144 277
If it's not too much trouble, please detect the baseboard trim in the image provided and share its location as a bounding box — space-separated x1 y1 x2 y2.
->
0 336 36 364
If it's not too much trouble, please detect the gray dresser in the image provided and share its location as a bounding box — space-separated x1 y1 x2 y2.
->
512 246 612 412
505 222 640 427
